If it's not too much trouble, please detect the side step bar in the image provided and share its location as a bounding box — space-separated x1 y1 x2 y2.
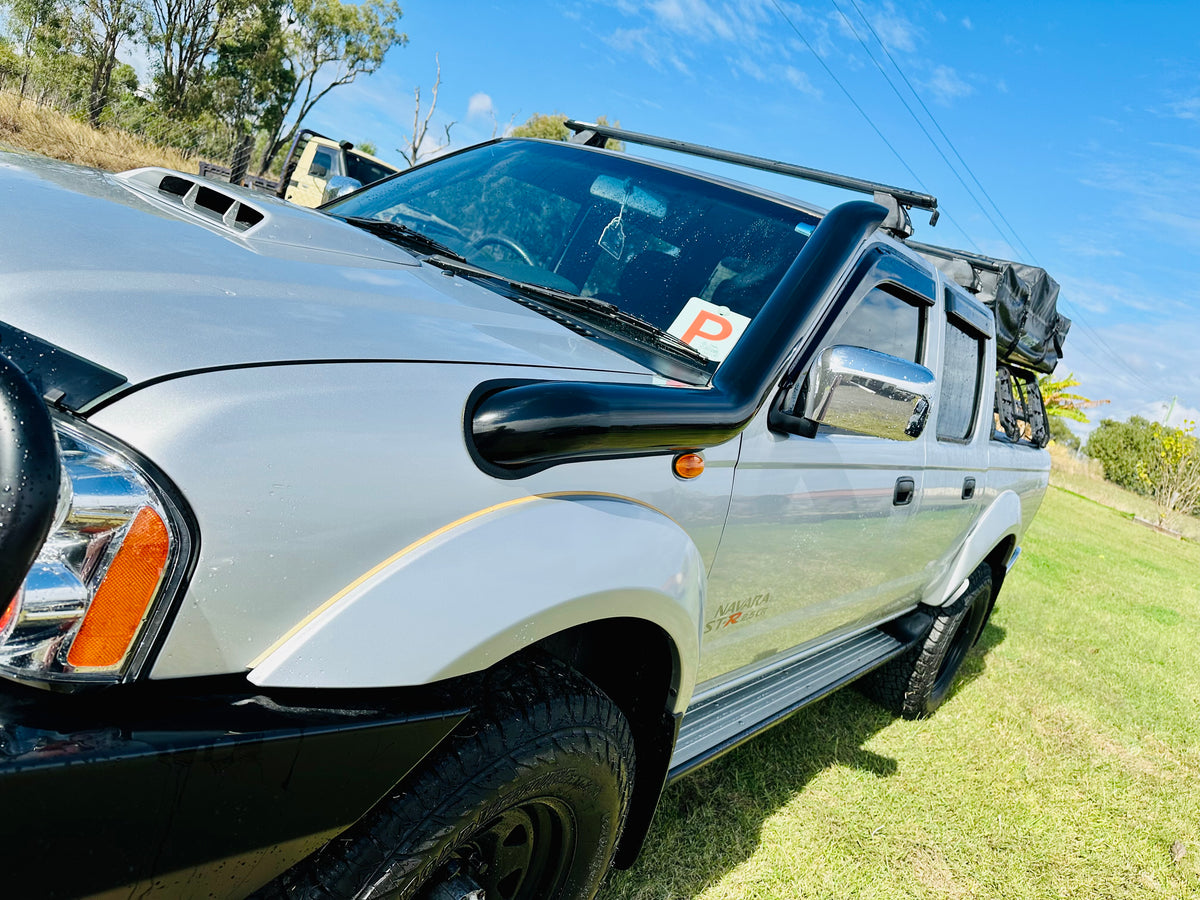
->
669 627 908 780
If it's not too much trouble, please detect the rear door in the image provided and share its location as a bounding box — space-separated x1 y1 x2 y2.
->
919 281 994 589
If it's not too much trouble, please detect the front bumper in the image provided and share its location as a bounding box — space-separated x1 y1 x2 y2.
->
0 676 465 898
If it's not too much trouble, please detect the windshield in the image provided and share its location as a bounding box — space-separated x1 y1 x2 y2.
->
325 140 819 362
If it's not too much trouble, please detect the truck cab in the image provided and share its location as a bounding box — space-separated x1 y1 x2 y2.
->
0 120 1068 899
281 132 401 207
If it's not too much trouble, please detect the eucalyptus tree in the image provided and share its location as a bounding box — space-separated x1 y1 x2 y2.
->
256 0 406 175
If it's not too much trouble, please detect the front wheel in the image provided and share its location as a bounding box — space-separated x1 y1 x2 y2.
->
263 656 635 900
865 564 993 719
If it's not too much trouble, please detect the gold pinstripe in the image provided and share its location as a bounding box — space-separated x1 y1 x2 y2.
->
247 490 675 668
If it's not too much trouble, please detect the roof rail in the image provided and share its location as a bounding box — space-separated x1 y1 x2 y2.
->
564 119 938 237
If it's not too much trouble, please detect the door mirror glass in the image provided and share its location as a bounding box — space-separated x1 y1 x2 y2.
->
801 345 934 441
321 176 363 205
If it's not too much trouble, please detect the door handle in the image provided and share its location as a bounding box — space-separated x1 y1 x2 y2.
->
962 477 976 500
893 477 915 506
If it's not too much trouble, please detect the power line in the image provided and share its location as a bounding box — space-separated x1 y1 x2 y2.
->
821 1 1156 393
844 0 1039 263
829 0 1015 256
765 0 984 253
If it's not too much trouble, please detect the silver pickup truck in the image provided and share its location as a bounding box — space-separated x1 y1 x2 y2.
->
0 122 1067 900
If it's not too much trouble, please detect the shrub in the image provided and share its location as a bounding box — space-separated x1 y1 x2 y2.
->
1085 417 1157 495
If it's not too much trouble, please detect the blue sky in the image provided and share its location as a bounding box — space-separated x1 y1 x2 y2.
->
298 0 1200 434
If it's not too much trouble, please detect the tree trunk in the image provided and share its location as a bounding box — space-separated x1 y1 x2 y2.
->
88 34 119 127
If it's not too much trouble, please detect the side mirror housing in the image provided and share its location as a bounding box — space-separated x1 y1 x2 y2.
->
320 176 363 205
786 345 934 440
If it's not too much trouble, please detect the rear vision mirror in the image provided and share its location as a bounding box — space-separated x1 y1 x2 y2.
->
321 176 363 205
794 345 934 441
589 175 668 219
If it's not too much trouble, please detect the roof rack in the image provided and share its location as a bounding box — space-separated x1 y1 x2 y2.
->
564 119 938 238
907 239 1070 375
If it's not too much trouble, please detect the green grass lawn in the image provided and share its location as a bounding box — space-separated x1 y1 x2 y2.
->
601 486 1200 899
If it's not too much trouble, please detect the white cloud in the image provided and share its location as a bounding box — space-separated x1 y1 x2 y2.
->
650 0 736 41
1061 314 1200 433
1076 145 1200 252
1058 236 1125 259
467 93 495 121
1058 273 1165 316
925 64 973 104
962 17 973 29
595 0 919 101
1136 400 1200 429
600 1 800 80
1168 96 1200 120
605 25 692 74
861 1 920 53
783 65 822 98
1138 206 1200 244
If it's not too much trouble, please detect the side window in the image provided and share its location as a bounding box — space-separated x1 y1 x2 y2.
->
938 316 985 441
309 149 334 179
829 285 926 363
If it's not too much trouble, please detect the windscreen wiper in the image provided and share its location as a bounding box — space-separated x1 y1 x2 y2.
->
340 216 468 262
425 255 712 368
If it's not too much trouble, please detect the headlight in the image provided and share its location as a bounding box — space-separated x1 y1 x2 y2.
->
0 417 193 687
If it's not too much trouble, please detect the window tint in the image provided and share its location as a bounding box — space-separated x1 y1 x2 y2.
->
325 141 817 333
938 318 984 440
830 286 924 362
310 149 334 178
344 153 395 186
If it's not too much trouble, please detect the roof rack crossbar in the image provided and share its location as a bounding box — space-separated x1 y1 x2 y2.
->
906 239 1005 273
564 119 938 216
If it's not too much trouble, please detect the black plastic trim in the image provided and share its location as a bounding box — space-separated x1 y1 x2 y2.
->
466 200 889 474
768 243 935 434
945 283 995 338
0 675 467 898
612 708 682 869
878 604 938 645
0 322 127 412
962 476 977 500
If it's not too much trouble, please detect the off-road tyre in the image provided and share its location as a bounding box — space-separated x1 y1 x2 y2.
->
260 655 635 900
865 564 993 719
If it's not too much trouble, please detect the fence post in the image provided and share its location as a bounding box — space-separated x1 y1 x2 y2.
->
229 133 253 186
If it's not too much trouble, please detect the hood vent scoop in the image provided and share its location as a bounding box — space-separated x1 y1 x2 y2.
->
116 168 266 233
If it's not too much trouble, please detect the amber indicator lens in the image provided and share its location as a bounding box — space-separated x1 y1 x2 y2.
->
67 506 170 669
673 453 705 479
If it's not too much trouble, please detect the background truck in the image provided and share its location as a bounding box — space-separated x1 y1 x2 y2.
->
0 119 1068 900
199 128 402 207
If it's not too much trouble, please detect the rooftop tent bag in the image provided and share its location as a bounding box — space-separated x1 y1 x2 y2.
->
910 243 1071 374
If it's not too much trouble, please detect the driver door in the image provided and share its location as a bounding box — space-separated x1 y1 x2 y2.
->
698 252 939 686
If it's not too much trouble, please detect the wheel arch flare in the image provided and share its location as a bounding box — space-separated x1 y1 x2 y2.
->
249 492 705 712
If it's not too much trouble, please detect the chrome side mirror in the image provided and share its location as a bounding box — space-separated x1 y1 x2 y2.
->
320 176 363 205
800 345 934 440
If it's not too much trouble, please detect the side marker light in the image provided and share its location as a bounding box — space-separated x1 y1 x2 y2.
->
67 506 170 669
673 453 705 479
